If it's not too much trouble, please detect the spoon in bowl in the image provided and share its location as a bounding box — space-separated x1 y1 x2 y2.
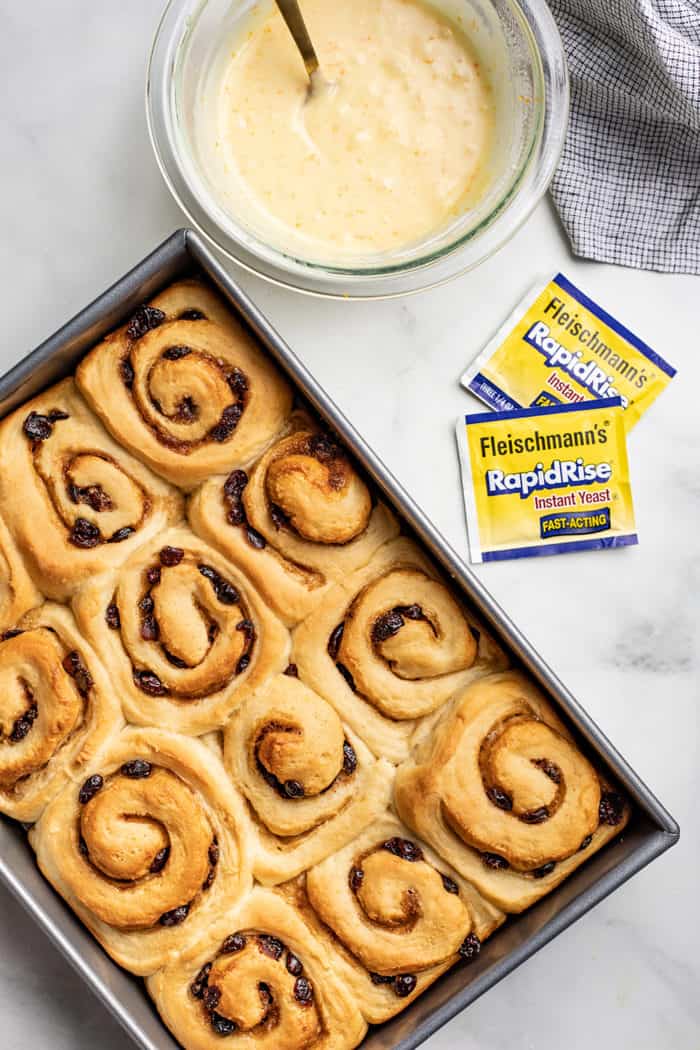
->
274 0 328 98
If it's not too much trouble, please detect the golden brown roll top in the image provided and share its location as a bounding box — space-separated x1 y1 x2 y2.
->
441 699 599 872
260 425 373 544
0 379 183 600
76 280 293 490
292 538 508 763
292 816 503 1023
72 526 290 734
147 888 367 1049
0 604 122 822
224 672 394 882
30 727 252 975
395 672 630 912
189 415 399 625
0 514 41 633
335 565 478 718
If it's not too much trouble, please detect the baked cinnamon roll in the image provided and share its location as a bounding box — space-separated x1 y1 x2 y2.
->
286 816 503 1023
0 603 122 822
76 280 293 490
0 379 183 600
0 513 41 633
147 887 367 1049
292 538 508 762
72 527 289 734
30 727 252 975
223 671 394 883
189 414 399 625
395 671 630 912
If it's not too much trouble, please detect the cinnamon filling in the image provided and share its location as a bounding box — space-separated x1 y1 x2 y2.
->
130 556 256 697
190 932 316 1036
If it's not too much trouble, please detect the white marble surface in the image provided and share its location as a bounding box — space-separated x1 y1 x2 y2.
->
1 1 698 1047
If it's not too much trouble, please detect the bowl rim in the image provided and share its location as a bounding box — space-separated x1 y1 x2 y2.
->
146 0 570 298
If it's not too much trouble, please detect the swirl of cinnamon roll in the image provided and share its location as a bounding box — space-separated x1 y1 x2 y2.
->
147 888 367 1050
30 727 252 975
73 527 290 735
292 538 508 763
189 414 399 625
395 672 630 912
0 379 183 601
0 513 40 633
224 672 394 882
290 816 502 1023
76 280 293 490
0 603 122 822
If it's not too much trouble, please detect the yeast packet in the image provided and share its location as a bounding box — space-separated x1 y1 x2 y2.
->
457 398 638 563
460 273 675 431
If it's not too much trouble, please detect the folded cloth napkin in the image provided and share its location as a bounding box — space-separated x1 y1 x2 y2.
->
548 0 700 274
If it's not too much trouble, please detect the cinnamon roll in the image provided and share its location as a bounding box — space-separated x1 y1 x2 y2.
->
147 887 367 1049
223 672 394 883
0 379 183 600
189 414 399 625
292 538 508 763
287 816 503 1023
72 526 289 734
30 727 253 975
0 513 41 633
394 671 630 912
76 280 293 490
0 603 122 822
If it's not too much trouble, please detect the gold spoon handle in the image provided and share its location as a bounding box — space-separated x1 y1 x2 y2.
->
274 0 320 80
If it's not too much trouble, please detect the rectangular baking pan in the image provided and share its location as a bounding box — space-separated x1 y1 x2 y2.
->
0 229 679 1050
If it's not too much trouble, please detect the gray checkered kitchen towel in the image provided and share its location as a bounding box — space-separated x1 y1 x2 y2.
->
548 0 700 274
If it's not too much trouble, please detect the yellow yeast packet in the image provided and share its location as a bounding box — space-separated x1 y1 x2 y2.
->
460 273 675 431
457 398 638 563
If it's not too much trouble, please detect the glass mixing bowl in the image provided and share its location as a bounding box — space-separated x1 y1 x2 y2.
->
147 0 568 299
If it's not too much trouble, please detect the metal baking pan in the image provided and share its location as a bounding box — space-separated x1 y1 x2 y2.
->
0 229 679 1050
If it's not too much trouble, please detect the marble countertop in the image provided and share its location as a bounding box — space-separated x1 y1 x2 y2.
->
1 2 697 1048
